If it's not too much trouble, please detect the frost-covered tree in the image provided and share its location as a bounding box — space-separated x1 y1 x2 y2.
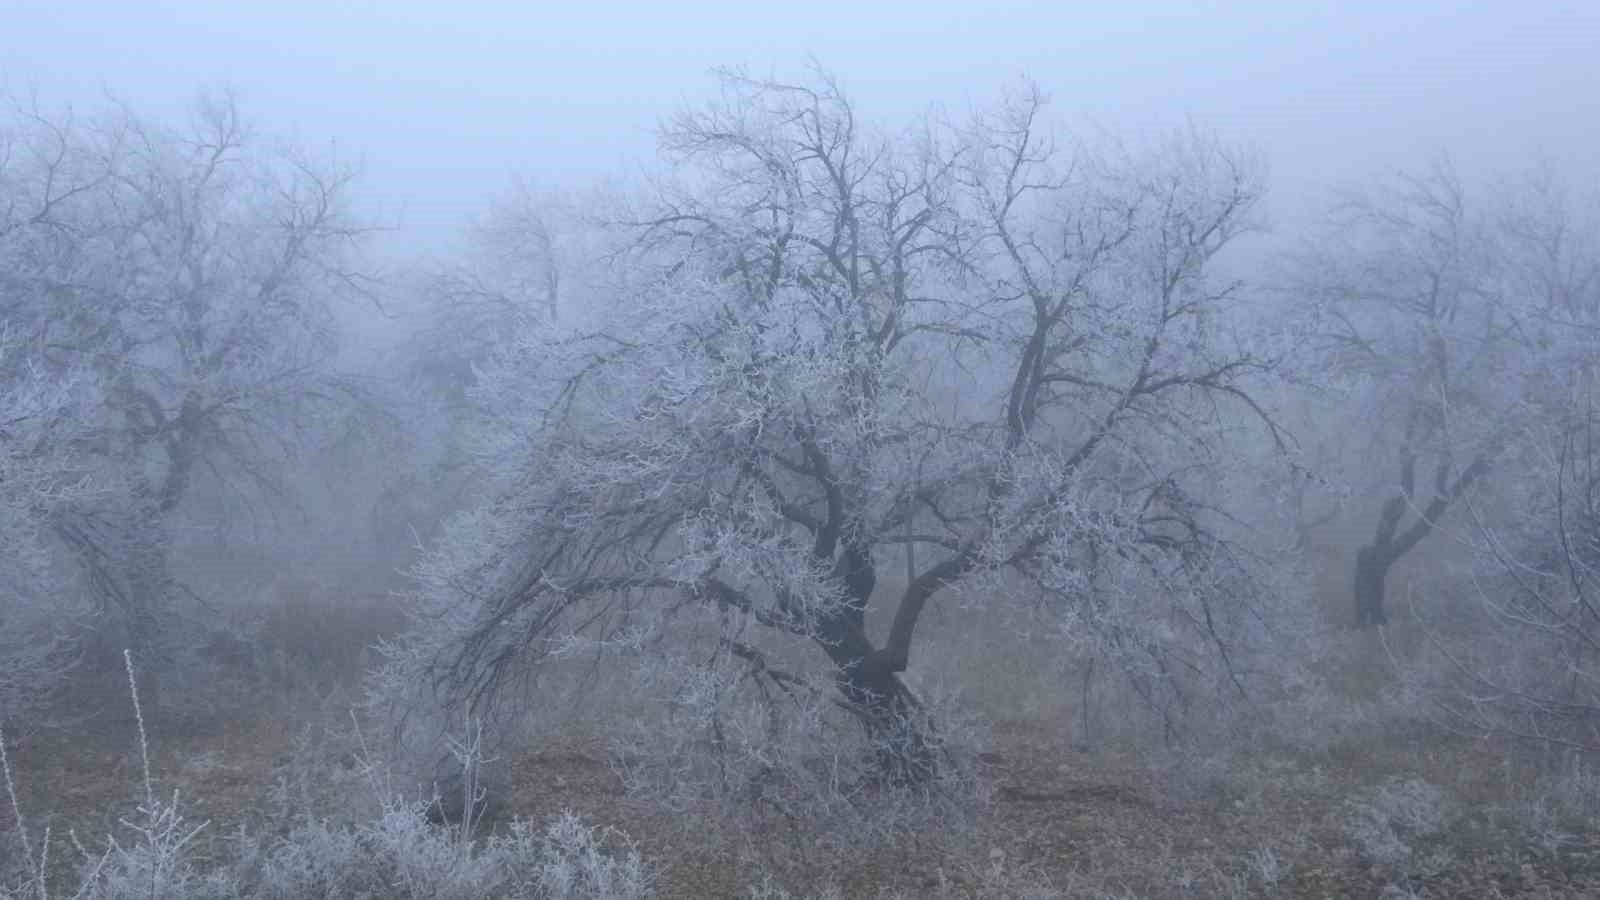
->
0 102 120 720
0 325 103 722
407 183 585 406
1290 161 1578 627
380 71 1287 796
1423 167 1600 746
0 91 374 712
377 184 622 575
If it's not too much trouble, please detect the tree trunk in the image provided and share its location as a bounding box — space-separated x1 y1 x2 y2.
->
1353 455 1489 629
836 655 936 786
810 543 939 785
1354 544 1391 627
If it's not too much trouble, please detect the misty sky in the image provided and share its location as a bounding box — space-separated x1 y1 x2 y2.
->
6 1 1597 254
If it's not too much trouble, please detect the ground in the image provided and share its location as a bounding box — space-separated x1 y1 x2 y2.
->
9 677 1600 898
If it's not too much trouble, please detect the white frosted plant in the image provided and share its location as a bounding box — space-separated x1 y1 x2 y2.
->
373 68 1295 847
0 88 387 722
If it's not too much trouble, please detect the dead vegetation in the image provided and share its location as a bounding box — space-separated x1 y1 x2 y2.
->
7 582 1600 899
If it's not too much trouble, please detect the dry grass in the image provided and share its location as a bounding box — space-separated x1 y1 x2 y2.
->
17 704 1598 897
8 582 1600 898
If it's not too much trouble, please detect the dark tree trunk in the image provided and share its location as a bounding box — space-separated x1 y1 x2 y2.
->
809 541 939 785
1353 454 1489 629
1354 544 1391 626
833 653 935 786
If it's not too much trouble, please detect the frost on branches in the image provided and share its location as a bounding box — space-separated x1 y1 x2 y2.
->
0 327 100 721
1289 162 1600 638
376 71 1294 809
0 91 374 715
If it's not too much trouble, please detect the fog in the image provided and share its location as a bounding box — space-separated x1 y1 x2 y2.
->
10 1 1597 251
6 4 1600 897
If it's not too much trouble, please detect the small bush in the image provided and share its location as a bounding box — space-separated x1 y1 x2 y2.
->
239 805 650 900
1 650 653 900
1342 776 1454 867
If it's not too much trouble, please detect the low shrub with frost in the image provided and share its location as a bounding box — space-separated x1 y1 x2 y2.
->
1 650 653 900
239 805 650 900
3 652 227 900
529 813 651 900
1342 777 1454 867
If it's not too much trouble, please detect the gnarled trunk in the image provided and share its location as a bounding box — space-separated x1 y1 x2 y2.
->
810 543 939 785
1354 454 1489 628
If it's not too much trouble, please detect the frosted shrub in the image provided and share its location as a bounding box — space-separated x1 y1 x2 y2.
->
1342 777 1454 867
0 652 217 900
743 876 845 900
248 801 496 899
247 820 368 898
241 805 650 900
529 813 651 900
2 646 652 900
75 794 228 900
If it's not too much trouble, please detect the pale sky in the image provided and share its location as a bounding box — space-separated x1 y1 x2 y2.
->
6 1 1597 253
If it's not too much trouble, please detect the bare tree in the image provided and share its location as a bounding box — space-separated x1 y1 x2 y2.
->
1423 167 1600 748
0 90 375 713
0 325 103 723
1292 161 1533 627
0 98 123 720
409 182 582 404
378 71 1284 804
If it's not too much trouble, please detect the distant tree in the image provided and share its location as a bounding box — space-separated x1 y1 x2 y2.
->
1430 167 1600 747
0 324 102 723
378 70 1286 802
1290 161 1540 627
0 91 375 713
377 183 617 569
0 100 120 720
408 183 576 406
